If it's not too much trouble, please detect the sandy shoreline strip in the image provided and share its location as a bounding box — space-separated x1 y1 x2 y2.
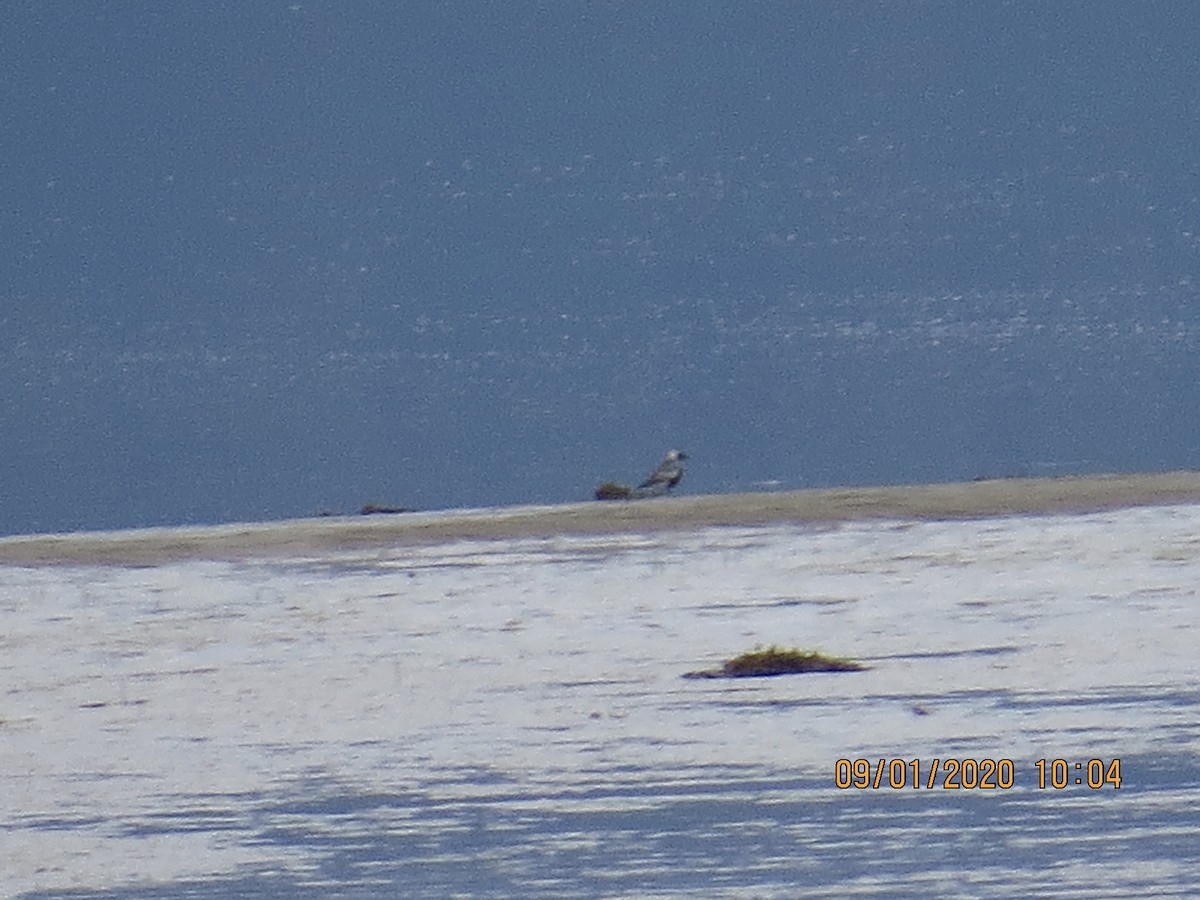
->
4 470 1200 567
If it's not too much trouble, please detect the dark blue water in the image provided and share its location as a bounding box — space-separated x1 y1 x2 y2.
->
4 3 1200 535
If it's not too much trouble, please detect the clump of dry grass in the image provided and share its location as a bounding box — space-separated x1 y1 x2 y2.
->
684 645 867 679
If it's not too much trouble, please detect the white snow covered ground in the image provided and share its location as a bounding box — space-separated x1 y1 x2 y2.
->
3 497 1199 897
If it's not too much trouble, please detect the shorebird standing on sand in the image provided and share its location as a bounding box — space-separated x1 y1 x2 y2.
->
634 449 688 498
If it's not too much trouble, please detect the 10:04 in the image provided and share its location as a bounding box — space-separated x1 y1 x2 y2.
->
1034 758 1122 789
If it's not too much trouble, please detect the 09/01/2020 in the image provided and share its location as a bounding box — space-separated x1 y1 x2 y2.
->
834 758 1122 790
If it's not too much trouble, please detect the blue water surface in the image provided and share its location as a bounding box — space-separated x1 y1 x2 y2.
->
4 2 1200 534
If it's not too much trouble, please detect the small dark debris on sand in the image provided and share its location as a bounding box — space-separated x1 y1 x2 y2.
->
594 482 634 501
315 504 412 517
684 645 867 679
359 504 411 516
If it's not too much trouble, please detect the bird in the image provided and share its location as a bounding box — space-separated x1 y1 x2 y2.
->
633 449 688 498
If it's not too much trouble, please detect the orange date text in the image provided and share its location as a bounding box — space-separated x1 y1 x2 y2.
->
834 758 1016 790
